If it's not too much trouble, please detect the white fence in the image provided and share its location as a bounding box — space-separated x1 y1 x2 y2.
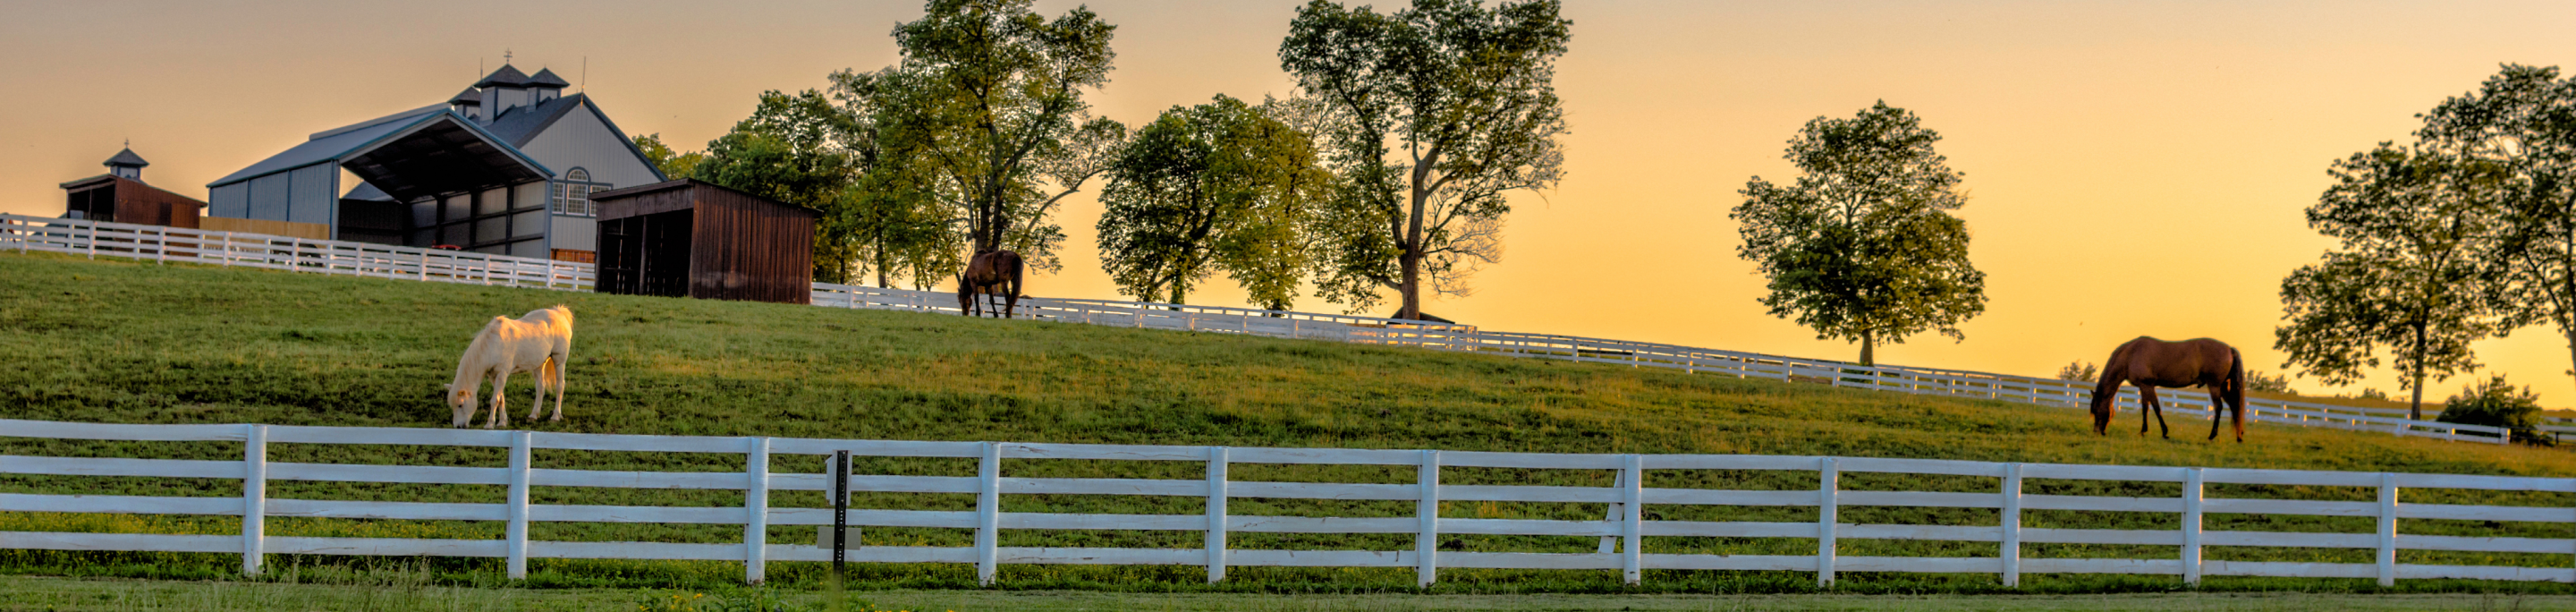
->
0 214 589 291
1 418 2570 588
0 214 2518 443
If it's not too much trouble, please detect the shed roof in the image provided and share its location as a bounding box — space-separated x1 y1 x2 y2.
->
103 148 148 168
592 179 818 220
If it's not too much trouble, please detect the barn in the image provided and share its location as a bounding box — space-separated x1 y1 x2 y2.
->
589 179 816 304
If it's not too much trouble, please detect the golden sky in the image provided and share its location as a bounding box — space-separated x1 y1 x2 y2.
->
8 1 2576 407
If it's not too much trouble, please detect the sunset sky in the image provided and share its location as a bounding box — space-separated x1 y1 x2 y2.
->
9 1 2576 407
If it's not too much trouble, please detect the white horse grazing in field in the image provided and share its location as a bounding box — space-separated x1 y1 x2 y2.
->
445 305 575 428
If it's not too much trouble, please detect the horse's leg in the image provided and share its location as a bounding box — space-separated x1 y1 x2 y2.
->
548 352 568 422
528 361 552 422
2140 387 2170 438
486 370 509 429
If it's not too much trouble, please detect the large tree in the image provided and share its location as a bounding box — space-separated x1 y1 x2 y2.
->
2416 64 2576 397
689 89 865 283
831 0 1119 274
1280 0 1570 319
1732 102 1986 366
1096 96 1327 309
2275 144 2509 419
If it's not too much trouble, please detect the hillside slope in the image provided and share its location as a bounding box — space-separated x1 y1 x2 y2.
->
4 251 2573 595
0 251 2565 474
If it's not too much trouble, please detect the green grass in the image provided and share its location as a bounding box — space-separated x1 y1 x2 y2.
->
2 251 2574 598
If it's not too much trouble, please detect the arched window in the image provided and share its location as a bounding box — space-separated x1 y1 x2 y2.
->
554 168 606 217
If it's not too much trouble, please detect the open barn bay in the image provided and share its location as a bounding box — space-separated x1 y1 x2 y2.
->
2 251 2573 598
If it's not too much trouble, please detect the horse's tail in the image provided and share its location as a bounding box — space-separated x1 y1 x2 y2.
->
2227 346 2248 438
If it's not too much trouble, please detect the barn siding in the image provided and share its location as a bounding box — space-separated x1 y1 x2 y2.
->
592 180 814 305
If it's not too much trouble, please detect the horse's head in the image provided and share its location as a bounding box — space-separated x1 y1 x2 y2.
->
444 383 478 429
2088 392 2114 436
955 273 974 313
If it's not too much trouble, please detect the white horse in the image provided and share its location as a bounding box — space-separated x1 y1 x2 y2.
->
444 305 575 428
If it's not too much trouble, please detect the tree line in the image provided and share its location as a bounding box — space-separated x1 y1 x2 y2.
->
634 0 1570 320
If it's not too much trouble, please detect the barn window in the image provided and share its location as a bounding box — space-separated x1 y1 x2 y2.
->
552 168 609 217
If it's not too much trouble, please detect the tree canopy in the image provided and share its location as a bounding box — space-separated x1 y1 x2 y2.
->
2275 143 2510 419
687 90 865 283
1732 102 1986 366
1096 96 1327 309
1280 0 1570 319
2416 64 2576 397
833 0 1122 274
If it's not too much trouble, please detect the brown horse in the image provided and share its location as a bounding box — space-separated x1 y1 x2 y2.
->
2088 336 2248 442
956 249 1023 319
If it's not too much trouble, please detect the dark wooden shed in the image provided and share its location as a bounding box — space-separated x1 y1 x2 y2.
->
60 147 204 228
589 179 817 304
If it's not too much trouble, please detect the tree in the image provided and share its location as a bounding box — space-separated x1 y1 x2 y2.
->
2416 64 2576 399
2275 144 2508 419
2245 370 2295 395
2055 361 2097 382
632 134 705 179
1280 0 1571 319
831 0 1120 274
2436 374 2551 446
1096 96 1328 309
1732 102 1987 366
689 90 864 283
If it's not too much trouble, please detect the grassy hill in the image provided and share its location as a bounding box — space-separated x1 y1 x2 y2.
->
2 251 2572 596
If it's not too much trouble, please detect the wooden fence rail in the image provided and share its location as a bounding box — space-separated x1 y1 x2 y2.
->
0 214 2515 443
0 419 2569 587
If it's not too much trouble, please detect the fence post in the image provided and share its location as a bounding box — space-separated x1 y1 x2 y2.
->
2377 472 2398 587
85 223 95 259
242 424 267 576
508 430 531 579
419 250 428 282
1597 468 1627 554
1621 454 1643 585
1818 456 1838 588
2182 467 2202 585
976 442 1001 586
2002 463 2022 587
745 437 770 584
1206 446 1229 583
155 227 166 264
1417 449 1441 588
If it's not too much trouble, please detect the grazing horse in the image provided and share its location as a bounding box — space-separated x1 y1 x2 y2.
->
445 305 576 428
2088 336 2247 442
956 249 1024 319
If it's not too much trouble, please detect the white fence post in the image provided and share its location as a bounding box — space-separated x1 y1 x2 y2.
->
2377 472 2398 587
746 437 771 584
1206 446 1229 583
1621 454 1643 585
1818 456 1837 588
1417 449 1441 588
241 424 267 576
1597 468 1628 554
507 430 531 579
2002 463 2022 587
2182 468 2203 585
976 441 1001 586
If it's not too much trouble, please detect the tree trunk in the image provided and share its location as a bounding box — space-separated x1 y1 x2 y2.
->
1398 250 1423 320
1859 329 1876 367
2410 322 2428 421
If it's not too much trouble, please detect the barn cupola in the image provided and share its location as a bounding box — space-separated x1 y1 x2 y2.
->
473 64 533 122
527 68 570 103
447 88 483 121
103 147 148 181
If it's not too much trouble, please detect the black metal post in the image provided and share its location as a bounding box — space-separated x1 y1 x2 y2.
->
832 450 849 572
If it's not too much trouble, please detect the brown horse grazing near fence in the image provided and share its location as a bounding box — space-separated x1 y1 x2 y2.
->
2089 336 2248 442
956 249 1024 319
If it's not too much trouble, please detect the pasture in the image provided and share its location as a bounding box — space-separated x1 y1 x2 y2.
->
1 251 2572 596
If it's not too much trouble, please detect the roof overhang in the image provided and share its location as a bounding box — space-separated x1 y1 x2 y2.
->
339 112 555 202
